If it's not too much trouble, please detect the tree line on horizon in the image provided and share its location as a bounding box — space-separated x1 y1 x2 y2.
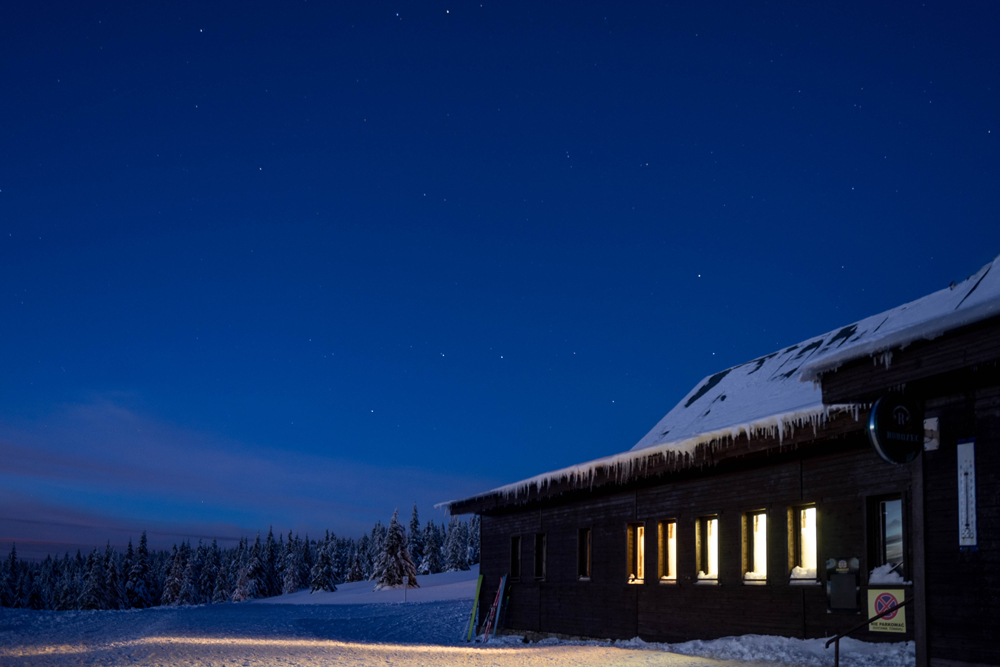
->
0 506 479 611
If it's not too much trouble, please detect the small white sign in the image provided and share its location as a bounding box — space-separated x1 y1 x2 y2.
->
958 440 977 548
923 417 939 451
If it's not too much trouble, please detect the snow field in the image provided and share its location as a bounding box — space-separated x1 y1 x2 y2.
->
253 567 480 605
1 569 913 667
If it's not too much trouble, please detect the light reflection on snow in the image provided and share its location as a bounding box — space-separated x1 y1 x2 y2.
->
1 635 528 657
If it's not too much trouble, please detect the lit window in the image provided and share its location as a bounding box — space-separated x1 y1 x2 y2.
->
696 516 719 583
658 521 677 582
789 506 817 583
628 523 645 583
578 528 591 580
533 533 546 581
510 536 521 581
744 511 767 584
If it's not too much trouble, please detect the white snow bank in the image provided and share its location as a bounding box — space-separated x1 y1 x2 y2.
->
868 564 908 585
638 634 913 667
253 568 479 606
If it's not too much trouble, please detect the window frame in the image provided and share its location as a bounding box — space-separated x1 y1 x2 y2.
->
533 533 546 581
695 514 720 584
867 493 906 582
657 519 678 584
742 509 768 585
577 527 592 581
627 522 645 584
788 504 819 584
510 535 522 581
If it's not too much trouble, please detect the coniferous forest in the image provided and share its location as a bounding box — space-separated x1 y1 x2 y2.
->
0 506 480 611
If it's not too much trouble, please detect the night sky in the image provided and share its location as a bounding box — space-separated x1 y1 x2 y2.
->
3 1 999 559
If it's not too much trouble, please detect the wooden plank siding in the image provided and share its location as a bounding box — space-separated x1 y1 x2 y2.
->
815 316 1000 667
920 388 1000 667
479 432 919 643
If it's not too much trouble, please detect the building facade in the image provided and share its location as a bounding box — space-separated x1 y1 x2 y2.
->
445 256 1000 667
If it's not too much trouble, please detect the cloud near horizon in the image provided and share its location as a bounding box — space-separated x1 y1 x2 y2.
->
0 399 497 560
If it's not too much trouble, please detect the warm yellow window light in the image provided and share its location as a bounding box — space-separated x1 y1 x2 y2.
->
636 525 645 581
663 522 676 580
791 506 817 582
707 518 718 575
745 513 767 582
800 507 817 572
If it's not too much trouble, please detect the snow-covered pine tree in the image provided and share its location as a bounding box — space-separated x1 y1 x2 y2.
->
0 543 14 607
104 542 125 610
347 546 364 583
152 548 171 605
160 544 185 606
55 553 80 610
468 514 481 565
282 531 302 594
24 571 44 610
178 541 204 605
356 534 372 580
38 555 57 610
79 548 109 610
419 520 443 575
408 504 424 568
333 537 350 583
371 509 419 591
211 571 231 603
199 541 220 603
126 532 153 609
367 522 385 579
444 517 469 571
263 528 279 598
308 532 338 593
232 535 265 602
298 534 312 586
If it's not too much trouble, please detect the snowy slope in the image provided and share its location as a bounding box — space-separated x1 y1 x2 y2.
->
253 568 478 605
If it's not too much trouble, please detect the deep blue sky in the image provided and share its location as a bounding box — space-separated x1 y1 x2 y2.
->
2 0 999 558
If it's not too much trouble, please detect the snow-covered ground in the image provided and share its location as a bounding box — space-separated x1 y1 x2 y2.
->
0 568 913 667
253 567 479 605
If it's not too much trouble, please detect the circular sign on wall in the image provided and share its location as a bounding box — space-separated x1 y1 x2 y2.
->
874 592 900 620
868 395 923 465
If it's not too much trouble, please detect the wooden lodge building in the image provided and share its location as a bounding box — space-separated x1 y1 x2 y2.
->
444 255 1000 667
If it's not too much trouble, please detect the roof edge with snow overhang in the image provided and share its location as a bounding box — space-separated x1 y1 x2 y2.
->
437 403 862 511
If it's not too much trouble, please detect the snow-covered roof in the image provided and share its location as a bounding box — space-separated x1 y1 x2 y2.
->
637 253 1000 453
442 254 1000 510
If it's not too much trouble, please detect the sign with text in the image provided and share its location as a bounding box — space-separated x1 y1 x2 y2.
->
867 589 906 633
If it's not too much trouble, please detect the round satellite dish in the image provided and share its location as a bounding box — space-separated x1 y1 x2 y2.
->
868 395 922 465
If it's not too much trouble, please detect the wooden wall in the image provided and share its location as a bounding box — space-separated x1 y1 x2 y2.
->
480 431 919 643
922 385 1000 667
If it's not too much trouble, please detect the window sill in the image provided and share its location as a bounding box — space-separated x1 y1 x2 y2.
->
789 579 821 586
659 577 677 585
577 577 591 582
743 579 767 586
627 579 644 585
695 579 719 586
